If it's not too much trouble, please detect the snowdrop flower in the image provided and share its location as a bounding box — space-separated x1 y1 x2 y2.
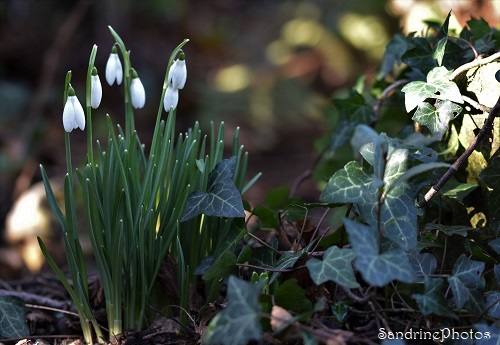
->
130 68 146 109
105 46 123 86
168 52 187 89
163 84 179 111
63 87 85 132
90 67 102 109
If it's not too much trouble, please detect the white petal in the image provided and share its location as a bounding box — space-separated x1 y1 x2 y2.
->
164 86 179 111
115 55 123 85
105 53 122 86
91 75 102 109
168 59 187 89
71 96 86 130
131 78 146 109
62 98 76 132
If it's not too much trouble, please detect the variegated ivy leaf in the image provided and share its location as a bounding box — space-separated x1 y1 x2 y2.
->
343 218 415 287
306 246 360 289
401 66 463 112
412 100 462 139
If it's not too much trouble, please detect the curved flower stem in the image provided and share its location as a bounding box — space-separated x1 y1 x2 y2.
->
108 26 134 141
150 39 189 157
85 45 97 165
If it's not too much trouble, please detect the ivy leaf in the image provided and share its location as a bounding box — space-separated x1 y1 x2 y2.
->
378 33 411 79
321 159 417 251
494 265 500 286
270 242 314 284
467 17 492 41
474 323 500 344
402 37 437 75
401 66 463 112
490 238 500 255
447 254 485 309
274 279 313 314
480 156 500 234
0 296 29 339
204 276 262 345
182 157 245 221
306 246 360 289
412 100 462 139
424 223 477 237
343 218 415 287
413 277 457 318
433 37 447 66
432 11 450 66
409 253 437 283
486 292 500 318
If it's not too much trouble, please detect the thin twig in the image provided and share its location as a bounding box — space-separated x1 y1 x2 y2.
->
418 95 500 208
0 289 69 310
462 95 492 113
373 79 409 119
450 51 500 80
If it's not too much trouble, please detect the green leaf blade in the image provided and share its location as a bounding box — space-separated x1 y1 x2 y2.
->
203 276 262 345
182 157 245 221
306 246 360 289
0 296 30 339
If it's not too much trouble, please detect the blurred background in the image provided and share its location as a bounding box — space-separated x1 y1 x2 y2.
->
1 0 499 278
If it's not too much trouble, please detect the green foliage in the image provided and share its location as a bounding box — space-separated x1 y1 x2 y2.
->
203 276 262 345
35 10 500 345
306 246 359 289
0 296 29 339
182 157 245 221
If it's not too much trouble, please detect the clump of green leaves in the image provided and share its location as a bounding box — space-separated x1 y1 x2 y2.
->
202 13 500 345
38 27 258 344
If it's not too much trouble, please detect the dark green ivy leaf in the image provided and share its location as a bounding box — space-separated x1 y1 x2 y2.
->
343 218 415 287
402 37 437 75
182 157 245 221
204 276 262 345
0 296 30 339
409 253 437 283
413 277 457 318
306 246 360 289
486 291 500 318
447 254 485 309
270 242 315 284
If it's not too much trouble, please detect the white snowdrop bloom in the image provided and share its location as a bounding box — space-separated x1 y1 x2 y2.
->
90 67 102 109
168 53 187 89
163 84 179 111
63 87 85 132
105 46 123 86
130 69 146 109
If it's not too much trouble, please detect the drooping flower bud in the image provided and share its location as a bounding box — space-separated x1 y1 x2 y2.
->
163 84 179 111
105 46 123 86
90 67 102 109
168 52 187 89
130 68 146 109
63 87 85 132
